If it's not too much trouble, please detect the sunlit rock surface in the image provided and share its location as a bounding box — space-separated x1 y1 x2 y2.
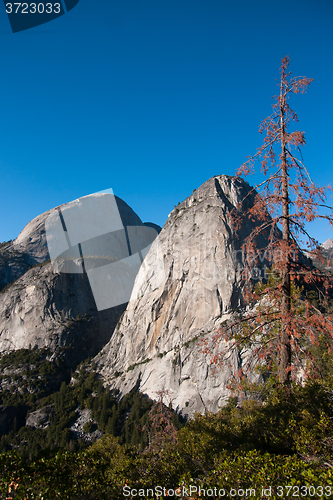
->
95 175 268 417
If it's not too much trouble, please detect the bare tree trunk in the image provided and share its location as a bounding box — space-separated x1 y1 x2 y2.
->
279 80 292 384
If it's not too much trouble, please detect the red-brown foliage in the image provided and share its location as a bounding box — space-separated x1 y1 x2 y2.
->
209 56 333 386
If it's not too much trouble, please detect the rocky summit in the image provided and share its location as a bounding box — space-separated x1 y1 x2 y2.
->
0 176 276 416
95 175 274 417
0 192 153 365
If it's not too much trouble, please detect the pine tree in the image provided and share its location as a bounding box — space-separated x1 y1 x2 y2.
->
143 390 177 452
212 56 333 385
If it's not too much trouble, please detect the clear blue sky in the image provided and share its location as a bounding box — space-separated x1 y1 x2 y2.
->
0 0 332 244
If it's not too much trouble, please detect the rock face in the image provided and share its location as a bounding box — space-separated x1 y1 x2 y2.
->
0 193 158 364
322 239 333 250
95 175 270 417
0 263 127 362
0 176 283 417
0 208 55 291
10 209 54 264
0 245 33 293
69 408 102 442
26 406 54 429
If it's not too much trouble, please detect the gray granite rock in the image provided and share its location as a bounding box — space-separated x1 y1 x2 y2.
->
69 407 102 442
0 192 152 363
0 176 276 418
0 260 128 364
0 245 33 292
95 175 271 417
0 193 152 292
26 405 54 429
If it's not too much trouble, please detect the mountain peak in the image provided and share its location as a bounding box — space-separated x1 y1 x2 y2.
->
96 174 269 417
322 238 333 250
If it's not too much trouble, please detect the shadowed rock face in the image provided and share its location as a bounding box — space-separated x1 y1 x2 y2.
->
0 263 127 364
95 175 272 417
0 209 54 292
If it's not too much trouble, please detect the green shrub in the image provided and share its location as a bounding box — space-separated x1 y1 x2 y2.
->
83 420 94 433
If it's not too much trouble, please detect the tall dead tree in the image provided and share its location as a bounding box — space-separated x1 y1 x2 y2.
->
210 57 333 385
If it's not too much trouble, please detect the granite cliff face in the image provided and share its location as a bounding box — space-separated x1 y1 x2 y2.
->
0 176 278 415
0 264 127 363
95 175 271 417
0 193 153 364
0 208 55 292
